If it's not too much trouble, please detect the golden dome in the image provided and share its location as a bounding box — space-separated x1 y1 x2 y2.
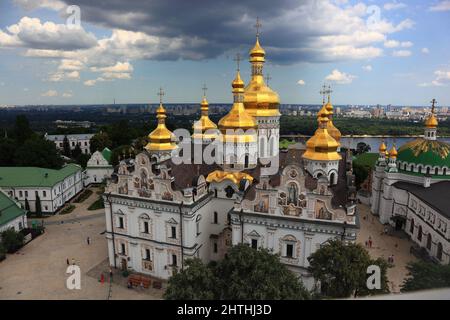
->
145 103 177 151
379 140 387 153
206 170 254 185
192 95 218 140
425 114 438 128
219 71 257 143
389 145 398 158
244 36 280 118
302 115 341 161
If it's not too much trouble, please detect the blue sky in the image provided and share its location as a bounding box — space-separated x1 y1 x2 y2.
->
0 0 449 106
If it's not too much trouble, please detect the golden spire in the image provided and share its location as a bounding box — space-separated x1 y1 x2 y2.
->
379 139 387 153
218 55 257 143
319 84 341 145
192 84 218 140
244 17 280 118
425 98 438 128
302 108 341 161
145 88 177 151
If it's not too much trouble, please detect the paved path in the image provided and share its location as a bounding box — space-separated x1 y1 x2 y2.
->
356 204 417 293
0 187 162 300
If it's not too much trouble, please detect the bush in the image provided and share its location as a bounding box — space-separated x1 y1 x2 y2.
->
1 228 25 253
60 204 76 215
73 189 93 203
0 243 6 261
88 197 105 211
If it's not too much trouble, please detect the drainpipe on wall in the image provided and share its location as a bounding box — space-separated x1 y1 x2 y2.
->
179 201 184 270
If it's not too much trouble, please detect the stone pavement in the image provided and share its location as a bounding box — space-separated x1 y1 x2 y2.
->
356 204 417 293
0 187 163 300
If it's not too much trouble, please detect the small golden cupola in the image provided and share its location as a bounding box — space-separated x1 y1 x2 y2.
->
243 18 280 118
389 145 398 159
145 88 177 152
303 115 341 161
192 85 218 142
321 85 341 145
218 67 257 143
424 98 438 141
379 140 387 154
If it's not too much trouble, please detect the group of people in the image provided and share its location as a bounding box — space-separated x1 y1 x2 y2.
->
365 236 373 249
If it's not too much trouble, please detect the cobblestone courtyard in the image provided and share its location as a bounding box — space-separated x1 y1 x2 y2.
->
0 188 163 300
356 204 417 293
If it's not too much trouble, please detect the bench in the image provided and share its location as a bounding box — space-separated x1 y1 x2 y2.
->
128 274 151 289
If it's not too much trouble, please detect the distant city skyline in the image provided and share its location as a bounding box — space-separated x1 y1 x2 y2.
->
0 0 450 106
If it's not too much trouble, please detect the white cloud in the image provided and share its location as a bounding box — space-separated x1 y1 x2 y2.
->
41 89 57 97
392 50 412 57
384 40 413 48
418 69 450 87
362 65 372 72
429 1 450 11
90 62 133 73
62 91 73 98
384 2 407 11
83 79 97 86
297 80 306 85
422 47 430 54
325 69 357 84
13 0 65 11
48 70 79 82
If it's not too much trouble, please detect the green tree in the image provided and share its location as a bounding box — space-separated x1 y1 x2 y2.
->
62 135 71 157
1 228 25 253
217 244 310 299
14 115 34 144
72 143 82 159
35 194 42 217
0 242 6 261
24 198 30 212
308 239 389 298
0 137 16 165
164 258 218 300
164 244 310 300
90 131 112 153
14 136 63 169
401 261 450 292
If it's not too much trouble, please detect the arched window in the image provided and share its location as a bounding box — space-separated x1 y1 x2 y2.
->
437 242 443 261
410 219 415 234
404 163 407 171
244 154 249 168
435 168 439 175
444 168 447 175
330 172 336 185
426 233 432 250
213 211 218 224
426 167 430 175
410 164 414 172
269 136 275 157
417 165 422 173
417 225 423 242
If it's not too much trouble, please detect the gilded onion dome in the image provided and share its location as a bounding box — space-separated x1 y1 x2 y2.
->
389 145 398 159
324 95 341 145
243 35 280 118
379 140 387 153
218 70 257 143
192 94 218 140
145 103 177 151
425 110 438 128
302 115 341 161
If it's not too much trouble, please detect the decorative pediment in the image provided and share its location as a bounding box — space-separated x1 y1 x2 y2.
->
248 230 261 238
166 217 178 225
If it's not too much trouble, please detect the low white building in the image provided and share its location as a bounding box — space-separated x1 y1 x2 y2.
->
0 164 83 214
45 133 94 155
371 105 450 264
0 189 27 233
84 148 114 186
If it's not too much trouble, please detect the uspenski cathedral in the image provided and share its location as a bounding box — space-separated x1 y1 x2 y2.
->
103 24 358 289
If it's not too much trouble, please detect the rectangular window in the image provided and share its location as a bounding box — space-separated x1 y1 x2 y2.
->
43 191 47 197
213 211 218 224
170 226 176 239
121 243 126 255
143 221 149 233
119 217 124 229
19 191 23 198
145 249 150 260
196 222 200 236
251 239 258 249
172 254 177 266
25 191 28 197
286 244 294 258
213 242 218 253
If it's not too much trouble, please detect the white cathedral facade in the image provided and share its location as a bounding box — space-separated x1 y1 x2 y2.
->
103 31 358 289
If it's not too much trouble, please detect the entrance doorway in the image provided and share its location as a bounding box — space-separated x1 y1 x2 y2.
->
395 219 404 231
121 258 127 271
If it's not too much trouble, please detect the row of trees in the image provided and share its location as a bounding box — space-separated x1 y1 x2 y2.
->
164 240 390 300
0 229 25 261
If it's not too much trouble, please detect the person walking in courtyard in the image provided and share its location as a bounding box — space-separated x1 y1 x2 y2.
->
87 237 91 245
109 268 113 282
66 258 69 265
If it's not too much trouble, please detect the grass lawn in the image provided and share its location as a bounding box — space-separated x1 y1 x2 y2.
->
73 189 93 203
280 139 296 149
88 197 105 211
60 204 76 215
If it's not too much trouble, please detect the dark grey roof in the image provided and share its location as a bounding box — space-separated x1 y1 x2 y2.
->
393 181 450 219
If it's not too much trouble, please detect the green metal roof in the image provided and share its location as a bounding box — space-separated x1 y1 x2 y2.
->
0 190 26 226
101 147 112 164
0 163 81 188
398 138 450 167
